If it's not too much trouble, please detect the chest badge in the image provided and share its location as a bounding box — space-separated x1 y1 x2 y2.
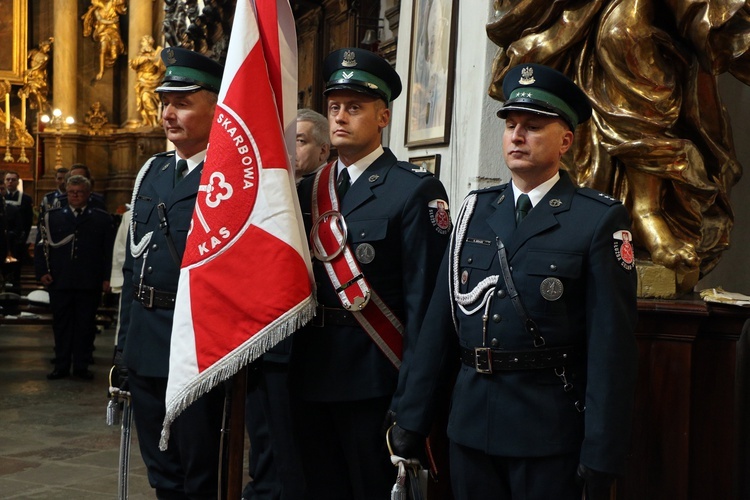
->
540 277 564 301
355 243 375 264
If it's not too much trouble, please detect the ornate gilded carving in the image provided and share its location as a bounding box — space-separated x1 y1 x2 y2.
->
487 0 750 289
162 0 234 63
84 102 110 135
82 0 128 81
18 37 53 113
130 36 165 128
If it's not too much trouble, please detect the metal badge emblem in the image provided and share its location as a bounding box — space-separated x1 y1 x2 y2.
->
461 269 469 285
540 277 564 301
519 66 535 85
355 243 375 264
497 194 506 205
342 50 357 67
549 198 562 207
368 174 379 182
166 48 177 64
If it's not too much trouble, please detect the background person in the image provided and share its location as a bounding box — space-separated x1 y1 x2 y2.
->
35 175 115 380
294 108 330 182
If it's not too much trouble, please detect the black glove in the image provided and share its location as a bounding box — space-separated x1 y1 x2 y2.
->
112 348 129 391
577 463 615 500
381 409 397 436
388 424 427 465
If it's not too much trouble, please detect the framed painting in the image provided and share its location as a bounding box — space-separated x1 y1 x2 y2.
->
404 0 457 148
0 0 28 84
409 154 441 180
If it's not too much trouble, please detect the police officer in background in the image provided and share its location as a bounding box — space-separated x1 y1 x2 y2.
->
116 47 225 499
36 175 115 380
41 167 69 212
291 47 452 499
390 64 639 500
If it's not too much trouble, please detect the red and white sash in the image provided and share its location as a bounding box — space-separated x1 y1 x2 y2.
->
310 162 404 369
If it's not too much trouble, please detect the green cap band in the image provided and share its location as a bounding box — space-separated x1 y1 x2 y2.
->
164 65 222 92
508 87 579 127
329 69 391 102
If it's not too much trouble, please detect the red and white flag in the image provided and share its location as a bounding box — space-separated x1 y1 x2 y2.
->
160 0 314 449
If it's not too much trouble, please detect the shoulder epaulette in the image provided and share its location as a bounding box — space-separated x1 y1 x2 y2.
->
470 182 508 196
398 161 433 178
576 187 622 206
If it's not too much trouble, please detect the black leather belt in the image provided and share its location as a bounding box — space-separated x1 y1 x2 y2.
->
460 345 582 374
133 285 177 309
310 306 360 327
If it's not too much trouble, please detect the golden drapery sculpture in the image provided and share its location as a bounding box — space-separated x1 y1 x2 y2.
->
487 0 750 288
82 0 127 81
130 35 165 127
18 37 54 113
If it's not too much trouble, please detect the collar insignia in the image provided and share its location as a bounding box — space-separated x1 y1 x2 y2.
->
549 198 562 207
368 174 379 182
519 66 535 85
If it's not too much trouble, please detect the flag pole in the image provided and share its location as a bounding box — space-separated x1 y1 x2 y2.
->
219 366 248 500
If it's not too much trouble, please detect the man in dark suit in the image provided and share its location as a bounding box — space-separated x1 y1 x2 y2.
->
4 171 34 280
390 64 639 500
35 175 115 380
291 47 452 500
116 47 225 499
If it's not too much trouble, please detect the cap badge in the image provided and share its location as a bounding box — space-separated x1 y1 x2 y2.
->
519 66 535 85
342 70 354 79
342 50 357 68
166 48 177 65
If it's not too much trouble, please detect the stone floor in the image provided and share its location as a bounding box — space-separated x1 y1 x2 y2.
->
0 321 154 499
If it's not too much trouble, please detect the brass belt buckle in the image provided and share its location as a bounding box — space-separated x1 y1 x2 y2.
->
474 347 493 374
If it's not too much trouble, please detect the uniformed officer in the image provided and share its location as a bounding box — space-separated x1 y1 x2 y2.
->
291 47 452 500
40 167 68 212
115 47 225 499
390 64 639 500
35 175 115 380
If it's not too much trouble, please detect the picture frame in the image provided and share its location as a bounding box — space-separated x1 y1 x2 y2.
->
0 0 28 84
404 0 458 148
409 154 441 180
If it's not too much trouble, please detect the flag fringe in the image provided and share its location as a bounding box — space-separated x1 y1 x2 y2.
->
159 295 316 450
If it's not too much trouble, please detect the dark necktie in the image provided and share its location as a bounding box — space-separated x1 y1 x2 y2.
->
175 159 188 185
74 208 82 217
337 168 351 201
515 193 532 226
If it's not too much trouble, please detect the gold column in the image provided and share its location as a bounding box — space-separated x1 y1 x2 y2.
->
52 0 77 119
125 0 154 128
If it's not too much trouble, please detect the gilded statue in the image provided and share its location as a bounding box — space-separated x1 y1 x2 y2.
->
82 0 127 81
130 35 165 127
18 37 54 113
487 0 750 290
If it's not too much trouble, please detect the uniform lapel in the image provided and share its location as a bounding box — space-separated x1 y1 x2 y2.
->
505 171 576 259
486 185 516 246
341 149 395 217
167 161 203 208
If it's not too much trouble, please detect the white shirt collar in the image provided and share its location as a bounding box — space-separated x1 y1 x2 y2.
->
176 150 207 174
512 171 560 208
336 145 384 186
